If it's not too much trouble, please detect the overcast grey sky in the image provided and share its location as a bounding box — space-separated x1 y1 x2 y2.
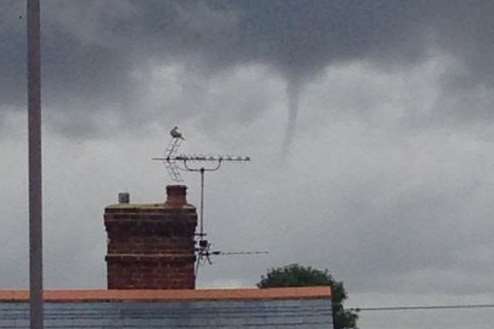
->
2 1 494 328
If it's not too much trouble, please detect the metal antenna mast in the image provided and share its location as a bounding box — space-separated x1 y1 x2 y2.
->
181 155 249 239
154 128 269 275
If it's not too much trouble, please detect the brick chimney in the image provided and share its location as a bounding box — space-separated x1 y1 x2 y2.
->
104 185 197 289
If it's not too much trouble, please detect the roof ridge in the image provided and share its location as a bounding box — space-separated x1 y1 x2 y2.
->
0 287 331 303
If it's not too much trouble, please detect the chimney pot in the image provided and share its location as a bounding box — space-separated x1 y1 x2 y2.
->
118 192 130 204
165 185 187 207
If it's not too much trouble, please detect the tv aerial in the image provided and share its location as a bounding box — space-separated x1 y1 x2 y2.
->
153 126 267 275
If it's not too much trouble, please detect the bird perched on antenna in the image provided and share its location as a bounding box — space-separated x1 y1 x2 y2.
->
170 126 185 140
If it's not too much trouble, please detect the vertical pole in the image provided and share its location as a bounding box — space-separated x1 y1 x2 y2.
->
27 0 43 328
200 168 205 237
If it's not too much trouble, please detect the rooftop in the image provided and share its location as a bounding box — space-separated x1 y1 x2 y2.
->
0 287 333 328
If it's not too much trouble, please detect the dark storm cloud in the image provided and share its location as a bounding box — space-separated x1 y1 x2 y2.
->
2 0 494 137
0 0 26 108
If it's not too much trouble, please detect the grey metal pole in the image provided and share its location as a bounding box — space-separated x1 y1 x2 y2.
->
200 168 205 237
27 0 44 328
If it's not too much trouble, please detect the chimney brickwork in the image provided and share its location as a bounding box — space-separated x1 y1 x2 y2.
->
104 185 197 289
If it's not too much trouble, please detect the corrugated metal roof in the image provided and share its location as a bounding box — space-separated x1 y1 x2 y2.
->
0 287 331 302
0 293 333 328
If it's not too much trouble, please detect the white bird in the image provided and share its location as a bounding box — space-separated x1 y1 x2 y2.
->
170 126 185 140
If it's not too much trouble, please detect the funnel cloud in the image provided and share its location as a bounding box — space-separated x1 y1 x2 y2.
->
282 79 302 158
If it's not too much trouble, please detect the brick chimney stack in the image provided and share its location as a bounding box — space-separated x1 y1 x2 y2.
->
104 185 197 289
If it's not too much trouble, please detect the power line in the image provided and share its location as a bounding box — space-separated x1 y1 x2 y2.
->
349 304 494 312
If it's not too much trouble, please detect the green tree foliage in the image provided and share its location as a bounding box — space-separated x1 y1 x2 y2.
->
257 264 358 329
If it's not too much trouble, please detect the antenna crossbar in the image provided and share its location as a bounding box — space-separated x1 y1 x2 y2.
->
209 251 269 256
153 155 250 162
195 242 269 275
